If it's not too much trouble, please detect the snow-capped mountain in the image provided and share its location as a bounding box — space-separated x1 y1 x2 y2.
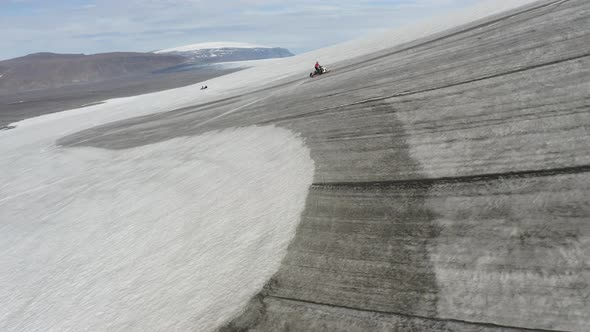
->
155 42 294 64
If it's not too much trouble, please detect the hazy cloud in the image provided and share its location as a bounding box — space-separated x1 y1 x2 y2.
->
0 0 479 59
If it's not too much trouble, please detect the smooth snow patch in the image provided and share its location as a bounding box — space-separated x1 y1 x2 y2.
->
0 126 314 331
156 42 271 53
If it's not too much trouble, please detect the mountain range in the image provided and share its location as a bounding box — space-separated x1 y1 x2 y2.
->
0 43 294 93
0 52 186 93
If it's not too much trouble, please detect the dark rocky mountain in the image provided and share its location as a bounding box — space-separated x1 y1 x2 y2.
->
0 52 187 93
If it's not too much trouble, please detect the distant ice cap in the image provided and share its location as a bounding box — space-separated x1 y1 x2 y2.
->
156 42 272 53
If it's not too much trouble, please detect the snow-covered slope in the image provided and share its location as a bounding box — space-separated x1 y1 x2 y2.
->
1 0 545 331
7 0 538 130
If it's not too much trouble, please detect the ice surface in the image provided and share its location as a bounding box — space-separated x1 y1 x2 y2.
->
0 0 539 331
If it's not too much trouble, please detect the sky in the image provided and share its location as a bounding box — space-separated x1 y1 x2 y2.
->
0 0 481 60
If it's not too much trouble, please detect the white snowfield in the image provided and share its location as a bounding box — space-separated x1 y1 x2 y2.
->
0 0 538 331
155 42 272 53
0 127 314 332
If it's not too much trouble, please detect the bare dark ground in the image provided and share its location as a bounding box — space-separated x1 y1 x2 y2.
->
0 66 242 127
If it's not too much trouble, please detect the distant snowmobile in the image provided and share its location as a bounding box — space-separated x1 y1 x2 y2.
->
310 66 329 78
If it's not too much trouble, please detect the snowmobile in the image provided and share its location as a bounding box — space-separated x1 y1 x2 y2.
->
310 66 330 78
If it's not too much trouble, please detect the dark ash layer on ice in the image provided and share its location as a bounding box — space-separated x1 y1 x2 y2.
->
59 0 590 331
